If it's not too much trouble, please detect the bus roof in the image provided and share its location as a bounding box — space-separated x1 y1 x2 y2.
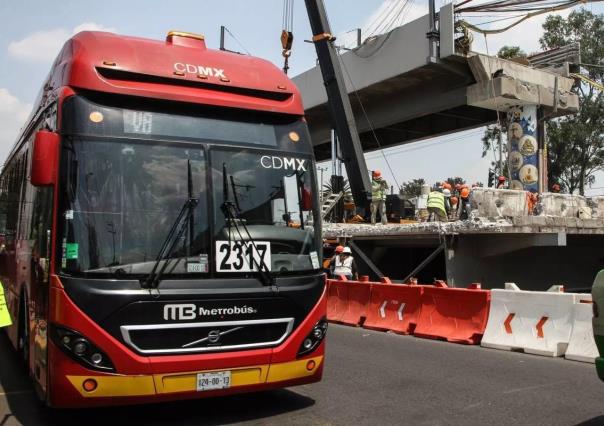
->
48 31 304 116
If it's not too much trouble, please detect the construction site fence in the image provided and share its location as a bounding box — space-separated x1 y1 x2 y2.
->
325 277 597 363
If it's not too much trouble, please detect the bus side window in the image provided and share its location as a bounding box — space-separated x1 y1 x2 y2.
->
0 175 8 254
30 186 53 281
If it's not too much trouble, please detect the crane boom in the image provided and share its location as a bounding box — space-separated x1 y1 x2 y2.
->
304 0 372 208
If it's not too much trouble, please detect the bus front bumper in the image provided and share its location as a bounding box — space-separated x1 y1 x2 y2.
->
51 351 323 407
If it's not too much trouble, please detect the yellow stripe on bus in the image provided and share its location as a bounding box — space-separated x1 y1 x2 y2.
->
67 356 323 398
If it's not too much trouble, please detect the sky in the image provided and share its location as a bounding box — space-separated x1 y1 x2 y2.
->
1 0 603 194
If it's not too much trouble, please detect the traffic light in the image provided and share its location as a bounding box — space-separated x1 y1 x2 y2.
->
488 169 495 187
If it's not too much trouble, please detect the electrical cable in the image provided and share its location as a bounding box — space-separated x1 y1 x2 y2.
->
336 52 401 190
223 27 251 55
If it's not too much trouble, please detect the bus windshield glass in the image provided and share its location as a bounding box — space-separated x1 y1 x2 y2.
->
59 97 319 277
211 149 318 274
60 138 210 276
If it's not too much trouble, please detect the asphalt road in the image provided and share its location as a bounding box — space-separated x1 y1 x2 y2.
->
1 324 604 426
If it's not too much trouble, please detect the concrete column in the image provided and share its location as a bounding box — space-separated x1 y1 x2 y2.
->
507 105 539 192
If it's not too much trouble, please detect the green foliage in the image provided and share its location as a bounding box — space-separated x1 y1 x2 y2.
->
400 178 425 198
497 45 527 59
540 9 604 195
481 10 604 195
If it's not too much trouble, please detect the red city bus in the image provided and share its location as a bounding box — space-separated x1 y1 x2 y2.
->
0 30 326 408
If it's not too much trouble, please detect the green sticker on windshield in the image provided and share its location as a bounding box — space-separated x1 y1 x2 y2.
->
65 243 79 260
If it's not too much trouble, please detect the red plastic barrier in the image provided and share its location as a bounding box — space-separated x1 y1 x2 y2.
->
363 283 424 334
414 284 491 345
326 279 349 323
326 279 371 326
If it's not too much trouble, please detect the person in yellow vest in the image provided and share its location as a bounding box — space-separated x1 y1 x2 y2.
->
371 170 388 225
427 187 448 222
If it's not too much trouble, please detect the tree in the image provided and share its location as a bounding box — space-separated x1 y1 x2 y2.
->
400 178 425 198
435 177 467 188
496 45 527 60
540 9 604 195
481 10 604 194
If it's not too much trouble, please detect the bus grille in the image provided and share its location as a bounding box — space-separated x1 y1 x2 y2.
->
120 318 294 355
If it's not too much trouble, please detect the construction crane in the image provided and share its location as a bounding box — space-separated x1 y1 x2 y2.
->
303 0 373 210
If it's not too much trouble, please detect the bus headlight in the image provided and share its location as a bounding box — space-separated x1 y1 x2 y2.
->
297 317 328 357
50 325 115 372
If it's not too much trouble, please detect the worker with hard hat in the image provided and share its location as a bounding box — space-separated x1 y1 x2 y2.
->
427 187 448 222
459 187 471 220
497 176 507 189
443 188 452 214
332 246 358 280
326 245 344 276
371 170 388 225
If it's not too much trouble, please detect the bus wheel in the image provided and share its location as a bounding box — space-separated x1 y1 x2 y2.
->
18 293 29 367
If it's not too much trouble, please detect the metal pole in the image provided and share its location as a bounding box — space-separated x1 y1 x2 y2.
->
331 129 336 176
498 126 503 178
427 0 438 62
220 26 226 51
356 28 362 48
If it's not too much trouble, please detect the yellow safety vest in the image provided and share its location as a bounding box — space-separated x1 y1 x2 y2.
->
427 191 446 216
372 178 387 201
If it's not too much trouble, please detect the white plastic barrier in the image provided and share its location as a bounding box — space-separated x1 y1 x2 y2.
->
565 295 598 363
481 283 575 357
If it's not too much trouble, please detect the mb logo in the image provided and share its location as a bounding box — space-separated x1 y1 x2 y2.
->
164 303 196 321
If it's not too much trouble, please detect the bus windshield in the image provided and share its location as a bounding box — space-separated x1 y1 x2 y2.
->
60 138 210 276
211 149 318 274
58 99 320 277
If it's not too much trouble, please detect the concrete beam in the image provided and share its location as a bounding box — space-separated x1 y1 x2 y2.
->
294 14 434 109
466 76 579 114
475 232 567 258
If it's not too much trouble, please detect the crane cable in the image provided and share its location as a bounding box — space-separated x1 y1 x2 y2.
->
281 0 295 74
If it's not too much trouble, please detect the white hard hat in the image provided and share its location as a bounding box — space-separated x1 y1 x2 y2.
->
342 247 352 254
443 189 451 197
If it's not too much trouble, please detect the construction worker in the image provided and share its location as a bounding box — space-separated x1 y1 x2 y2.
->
326 245 344 276
332 246 358 280
443 188 452 214
459 187 470 220
497 176 507 189
450 195 459 220
371 170 388 225
427 188 448 222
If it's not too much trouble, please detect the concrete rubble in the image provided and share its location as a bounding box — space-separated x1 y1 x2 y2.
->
323 188 604 239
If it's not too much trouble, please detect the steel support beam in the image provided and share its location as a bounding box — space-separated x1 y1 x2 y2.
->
348 240 384 279
402 242 445 284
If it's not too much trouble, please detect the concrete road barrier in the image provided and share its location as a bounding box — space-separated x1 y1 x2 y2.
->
481 283 575 356
565 295 598 363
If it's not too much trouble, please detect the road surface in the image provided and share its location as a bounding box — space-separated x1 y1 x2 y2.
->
1 324 603 425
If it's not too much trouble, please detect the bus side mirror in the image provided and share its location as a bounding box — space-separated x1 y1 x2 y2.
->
31 130 60 187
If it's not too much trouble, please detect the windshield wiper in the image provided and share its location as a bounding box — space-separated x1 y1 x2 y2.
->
221 164 276 291
143 160 198 289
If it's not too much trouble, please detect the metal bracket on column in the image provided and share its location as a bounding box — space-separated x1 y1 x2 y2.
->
401 242 445 284
347 240 384 279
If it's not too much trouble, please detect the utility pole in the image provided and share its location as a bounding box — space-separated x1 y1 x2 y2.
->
427 0 439 62
220 26 226 51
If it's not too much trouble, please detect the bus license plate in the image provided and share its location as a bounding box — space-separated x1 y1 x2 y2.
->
196 371 231 391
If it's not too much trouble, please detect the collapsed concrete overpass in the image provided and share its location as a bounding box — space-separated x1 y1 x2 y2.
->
293 3 579 162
